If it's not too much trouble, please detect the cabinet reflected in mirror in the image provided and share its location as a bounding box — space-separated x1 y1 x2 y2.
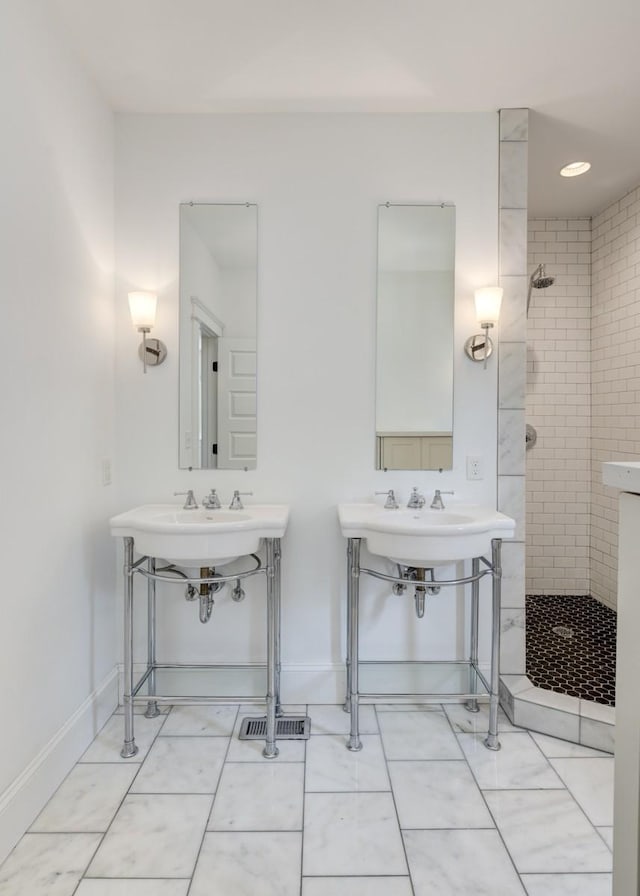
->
179 203 257 470
376 204 455 470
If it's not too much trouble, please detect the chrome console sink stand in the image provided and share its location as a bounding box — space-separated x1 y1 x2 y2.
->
344 537 503 752
120 536 282 760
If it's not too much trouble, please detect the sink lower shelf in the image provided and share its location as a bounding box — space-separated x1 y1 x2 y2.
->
357 661 489 699
132 664 268 701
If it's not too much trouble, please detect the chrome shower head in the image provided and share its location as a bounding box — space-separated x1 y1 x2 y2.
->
527 264 555 314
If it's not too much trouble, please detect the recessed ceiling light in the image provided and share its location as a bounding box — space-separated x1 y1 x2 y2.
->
560 161 591 178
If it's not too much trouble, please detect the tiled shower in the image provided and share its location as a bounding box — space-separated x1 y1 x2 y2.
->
525 185 640 707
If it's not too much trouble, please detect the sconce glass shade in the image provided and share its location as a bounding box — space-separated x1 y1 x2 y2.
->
474 286 503 327
128 291 157 331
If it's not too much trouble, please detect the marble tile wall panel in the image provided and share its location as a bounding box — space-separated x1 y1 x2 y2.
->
500 108 529 142
499 410 525 475
499 276 527 342
498 109 528 675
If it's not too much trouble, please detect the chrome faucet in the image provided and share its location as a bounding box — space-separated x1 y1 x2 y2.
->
375 489 399 509
202 489 221 509
430 489 454 510
407 487 426 509
174 489 198 509
229 490 253 510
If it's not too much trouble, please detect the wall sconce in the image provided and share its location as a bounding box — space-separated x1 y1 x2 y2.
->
464 286 503 369
128 291 167 374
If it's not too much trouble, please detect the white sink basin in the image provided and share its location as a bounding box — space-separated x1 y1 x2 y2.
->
110 503 289 567
338 502 515 566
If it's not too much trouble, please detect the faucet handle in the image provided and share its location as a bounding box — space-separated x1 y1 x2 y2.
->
375 489 399 509
407 486 426 508
174 489 198 509
229 490 253 510
430 489 454 509
202 489 221 509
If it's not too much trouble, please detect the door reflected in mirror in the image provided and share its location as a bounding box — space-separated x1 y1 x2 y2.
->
179 203 257 470
376 204 455 470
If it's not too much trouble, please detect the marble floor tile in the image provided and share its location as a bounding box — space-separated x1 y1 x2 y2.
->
403 829 526 895
548 757 614 827
308 704 378 735
30 763 138 832
226 715 306 762
444 701 521 735
208 761 304 830
76 882 190 895
530 732 610 759
0 833 101 896
80 715 165 763
378 710 463 760
597 827 613 850
388 760 494 829
130 736 227 794
302 877 413 895
484 790 612 873
303 792 407 876
190 831 301 896
305 735 390 792
86 794 212 878
160 704 238 736
458 732 563 789
520 872 612 895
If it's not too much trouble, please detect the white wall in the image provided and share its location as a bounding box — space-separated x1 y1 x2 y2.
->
114 112 500 698
0 0 116 858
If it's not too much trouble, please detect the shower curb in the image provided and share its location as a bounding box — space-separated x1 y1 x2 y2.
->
499 674 614 754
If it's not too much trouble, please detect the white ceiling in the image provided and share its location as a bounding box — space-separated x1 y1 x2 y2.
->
49 0 640 218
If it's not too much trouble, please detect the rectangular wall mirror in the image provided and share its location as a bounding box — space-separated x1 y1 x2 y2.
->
375 203 455 470
179 202 258 470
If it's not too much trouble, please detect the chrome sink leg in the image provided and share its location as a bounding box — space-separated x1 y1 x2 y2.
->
484 539 502 751
121 537 139 758
262 538 279 758
465 558 480 713
347 538 362 751
144 556 161 719
274 540 282 717
343 540 353 714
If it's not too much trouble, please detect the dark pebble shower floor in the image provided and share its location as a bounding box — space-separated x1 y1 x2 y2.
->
525 593 616 707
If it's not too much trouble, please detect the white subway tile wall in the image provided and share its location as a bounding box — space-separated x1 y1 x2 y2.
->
526 219 592 597
591 186 640 610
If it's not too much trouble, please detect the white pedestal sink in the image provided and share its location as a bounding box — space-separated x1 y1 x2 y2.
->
338 500 515 756
110 501 290 762
110 503 289 567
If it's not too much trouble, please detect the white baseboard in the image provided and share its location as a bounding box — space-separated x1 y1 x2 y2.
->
280 664 346 704
0 667 119 865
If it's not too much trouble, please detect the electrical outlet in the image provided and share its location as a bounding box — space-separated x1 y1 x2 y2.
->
101 458 112 486
466 456 483 480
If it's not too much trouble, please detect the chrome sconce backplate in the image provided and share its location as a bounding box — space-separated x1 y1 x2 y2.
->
464 332 494 363
138 336 167 369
